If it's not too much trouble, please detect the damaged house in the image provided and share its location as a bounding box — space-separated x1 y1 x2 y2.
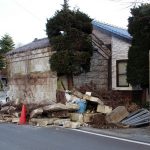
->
6 20 137 102
74 20 135 99
6 38 57 102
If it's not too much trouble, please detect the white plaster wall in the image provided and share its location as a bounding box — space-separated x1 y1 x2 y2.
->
111 36 132 90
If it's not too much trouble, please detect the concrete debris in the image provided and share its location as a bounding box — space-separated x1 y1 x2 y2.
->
72 89 83 99
70 113 84 124
5 117 12 122
12 118 19 123
83 94 104 105
48 110 69 118
7 106 16 114
0 89 146 129
66 103 79 111
62 120 81 129
12 112 20 118
106 106 129 123
70 122 80 129
43 103 67 112
63 121 72 128
53 119 70 126
0 106 9 113
97 105 112 114
30 108 43 118
30 118 57 126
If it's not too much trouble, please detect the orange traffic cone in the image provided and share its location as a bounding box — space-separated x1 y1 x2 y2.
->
19 104 26 125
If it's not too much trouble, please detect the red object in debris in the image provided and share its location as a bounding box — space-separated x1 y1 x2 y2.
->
19 104 26 125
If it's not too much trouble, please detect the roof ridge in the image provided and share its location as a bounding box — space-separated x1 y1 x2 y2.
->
93 20 127 30
92 20 131 41
7 37 50 55
15 37 48 49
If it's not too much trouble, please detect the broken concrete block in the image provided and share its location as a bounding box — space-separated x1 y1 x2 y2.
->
66 103 79 111
12 112 20 118
0 115 3 120
8 106 16 114
0 106 9 113
83 95 104 105
70 113 83 124
106 106 129 123
12 118 19 123
72 90 83 99
30 108 43 118
70 122 80 129
97 105 112 114
63 121 71 128
83 113 97 123
30 118 57 126
5 117 12 122
43 103 67 112
54 119 70 126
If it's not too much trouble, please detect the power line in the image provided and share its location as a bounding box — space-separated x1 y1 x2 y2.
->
11 0 43 23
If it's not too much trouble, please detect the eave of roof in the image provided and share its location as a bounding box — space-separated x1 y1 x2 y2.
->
7 38 50 55
92 20 132 42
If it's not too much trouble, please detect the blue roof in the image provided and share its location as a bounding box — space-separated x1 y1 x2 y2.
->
92 20 132 42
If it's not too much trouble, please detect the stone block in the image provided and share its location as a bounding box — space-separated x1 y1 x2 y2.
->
30 108 43 118
97 105 112 114
43 103 67 112
106 106 129 123
30 118 57 126
70 113 83 124
12 118 19 123
63 121 71 128
53 119 70 126
12 112 20 118
83 94 104 105
70 122 80 129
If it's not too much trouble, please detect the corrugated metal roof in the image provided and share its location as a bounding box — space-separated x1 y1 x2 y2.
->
92 20 132 41
7 38 50 55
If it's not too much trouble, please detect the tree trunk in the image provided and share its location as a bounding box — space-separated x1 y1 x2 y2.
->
67 74 73 90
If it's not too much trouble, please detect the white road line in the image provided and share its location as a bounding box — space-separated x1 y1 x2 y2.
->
70 129 150 146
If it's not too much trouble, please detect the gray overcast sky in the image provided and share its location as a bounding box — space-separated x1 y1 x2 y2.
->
0 0 143 45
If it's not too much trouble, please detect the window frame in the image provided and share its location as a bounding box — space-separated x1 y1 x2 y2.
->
116 59 129 87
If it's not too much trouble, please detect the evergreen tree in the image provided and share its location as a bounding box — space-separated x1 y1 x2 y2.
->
127 4 150 88
46 0 93 89
0 34 15 69
0 34 15 54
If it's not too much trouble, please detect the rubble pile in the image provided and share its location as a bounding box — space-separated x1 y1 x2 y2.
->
0 89 148 129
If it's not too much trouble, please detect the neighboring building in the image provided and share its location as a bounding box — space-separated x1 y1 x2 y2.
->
92 20 132 91
6 20 136 102
6 38 57 102
74 20 133 92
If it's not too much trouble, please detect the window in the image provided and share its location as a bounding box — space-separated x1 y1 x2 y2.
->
116 60 129 87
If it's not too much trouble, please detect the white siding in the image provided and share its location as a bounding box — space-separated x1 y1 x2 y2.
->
111 36 132 90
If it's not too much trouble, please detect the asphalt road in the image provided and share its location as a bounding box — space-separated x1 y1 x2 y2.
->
0 124 149 150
